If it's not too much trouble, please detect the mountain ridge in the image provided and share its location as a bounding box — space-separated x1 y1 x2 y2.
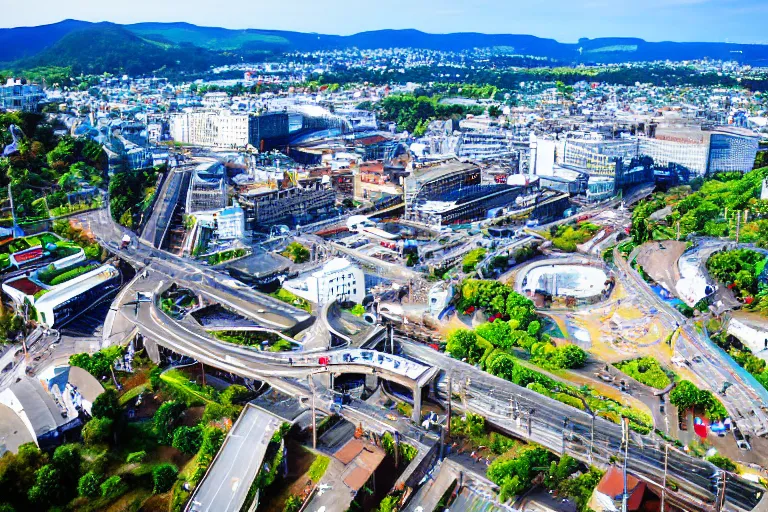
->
1 19 767 75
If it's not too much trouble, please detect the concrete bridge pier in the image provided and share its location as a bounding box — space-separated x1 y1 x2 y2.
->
412 382 423 423
144 337 161 365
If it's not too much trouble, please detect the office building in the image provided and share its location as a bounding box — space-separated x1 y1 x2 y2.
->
707 127 760 174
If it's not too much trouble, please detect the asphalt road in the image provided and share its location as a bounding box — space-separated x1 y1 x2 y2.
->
187 404 282 512
82 207 311 331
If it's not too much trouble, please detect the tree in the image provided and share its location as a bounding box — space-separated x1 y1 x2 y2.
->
82 417 113 446
27 465 63 506
52 444 80 477
487 353 516 380
378 495 399 512
669 380 700 412
476 320 513 350
707 454 737 472
446 329 483 364
152 463 178 493
153 401 185 445
100 475 123 499
172 426 203 454
0 443 47 509
558 466 604 512
284 494 303 512
546 455 579 489
77 471 101 498
220 385 250 406
91 388 120 420
553 344 588 369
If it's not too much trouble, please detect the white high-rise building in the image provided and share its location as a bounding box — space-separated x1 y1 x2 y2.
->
169 110 250 148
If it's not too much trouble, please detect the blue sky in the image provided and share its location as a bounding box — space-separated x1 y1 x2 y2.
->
3 0 767 44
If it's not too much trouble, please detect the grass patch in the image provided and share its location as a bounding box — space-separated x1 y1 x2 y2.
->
308 455 330 482
614 357 673 390
551 222 601 252
270 288 312 313
160 369 217 406
207 248 247 265
118 383 148 406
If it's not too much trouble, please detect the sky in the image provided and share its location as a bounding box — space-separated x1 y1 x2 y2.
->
2 0 767 44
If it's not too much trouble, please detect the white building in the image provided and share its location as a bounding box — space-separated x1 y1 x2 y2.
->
194 202 246 240
282 258 365 306
169 110 250 148
202 92 230 108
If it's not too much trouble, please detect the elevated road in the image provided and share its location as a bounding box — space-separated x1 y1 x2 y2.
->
187 404 283 512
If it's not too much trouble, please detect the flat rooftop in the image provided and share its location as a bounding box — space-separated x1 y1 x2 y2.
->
409 160 479 185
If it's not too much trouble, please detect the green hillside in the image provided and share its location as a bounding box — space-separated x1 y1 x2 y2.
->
127 23 291 50
15 24 232 75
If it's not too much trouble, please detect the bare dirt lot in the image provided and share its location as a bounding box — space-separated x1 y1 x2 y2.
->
634 240 687 292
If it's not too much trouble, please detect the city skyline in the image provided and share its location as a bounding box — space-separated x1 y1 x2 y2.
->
2 0 768 45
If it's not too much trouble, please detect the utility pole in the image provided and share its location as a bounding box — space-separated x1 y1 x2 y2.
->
621 417 629 512
309 377 317 449
21 302 28 361
661 443 669 512
589 413 595 465
7 184 17 231
717 470 727 512
445 371 452 437
527 409 534 438
200 362 206 387
675 220 680 241
736 212 741 244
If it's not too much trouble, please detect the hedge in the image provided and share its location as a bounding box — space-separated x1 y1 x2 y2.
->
48 264 98 286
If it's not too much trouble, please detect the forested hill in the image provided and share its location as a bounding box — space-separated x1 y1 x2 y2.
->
2 20 768 76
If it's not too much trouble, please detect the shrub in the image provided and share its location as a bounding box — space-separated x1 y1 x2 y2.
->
284 494 303 512
615 357 672 390
462 248 487 273
126 451 147 464
100 475 124 499
152 401 185 445
172 426 203 455
707 454 737 472
152 463 178 494
82 417 113 446
78 471 101 498
48 264 98 286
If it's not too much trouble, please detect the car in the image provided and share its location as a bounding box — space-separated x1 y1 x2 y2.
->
692 355 703 363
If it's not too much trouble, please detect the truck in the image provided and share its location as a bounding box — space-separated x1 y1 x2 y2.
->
120 234 131 250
